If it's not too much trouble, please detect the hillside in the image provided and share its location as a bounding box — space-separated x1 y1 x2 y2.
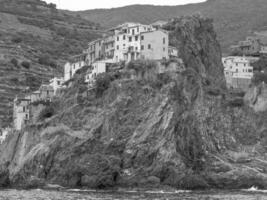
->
76 0 267 52
1 16 267 190
0 0 101 127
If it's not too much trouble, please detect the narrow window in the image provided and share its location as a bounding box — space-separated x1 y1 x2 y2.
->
141 35 144 40
117 36 119 41
141 45 144 50
137 27 139 32
132 29 135 35
117 45 119 50
163 37 166 44
135 36 138 41
148 44 151 49
123 35 126 40
129 37 132 42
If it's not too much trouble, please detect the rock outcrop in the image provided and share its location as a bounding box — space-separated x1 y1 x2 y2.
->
1 16 267 190
245 82 267 112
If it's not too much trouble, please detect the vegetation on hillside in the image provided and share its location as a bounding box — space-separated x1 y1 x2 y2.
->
0 0 102 127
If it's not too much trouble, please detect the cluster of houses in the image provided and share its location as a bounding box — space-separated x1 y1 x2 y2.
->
64 22 179 85
12 21 179 131
223 34 267 91
13 77 64 130
230 36 267 56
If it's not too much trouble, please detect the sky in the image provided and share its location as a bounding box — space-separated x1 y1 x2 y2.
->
44 0 206 11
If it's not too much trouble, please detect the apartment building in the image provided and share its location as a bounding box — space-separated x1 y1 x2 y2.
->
222 56 259 90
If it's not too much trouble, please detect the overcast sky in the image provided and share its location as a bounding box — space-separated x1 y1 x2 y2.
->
44 0 206 11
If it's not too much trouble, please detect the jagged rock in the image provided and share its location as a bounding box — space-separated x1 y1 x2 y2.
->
1 15 267 190
245 82 267 112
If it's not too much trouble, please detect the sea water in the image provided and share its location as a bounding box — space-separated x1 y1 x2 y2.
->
0 189 267 200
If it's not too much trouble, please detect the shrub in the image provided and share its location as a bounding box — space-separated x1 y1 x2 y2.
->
11 37 22 43
252 71 267 85
38 106 55 121
21 61 31 69
10 58 18 67
95 73 114 97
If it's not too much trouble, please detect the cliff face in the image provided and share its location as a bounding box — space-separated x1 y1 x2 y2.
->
1 16 267 190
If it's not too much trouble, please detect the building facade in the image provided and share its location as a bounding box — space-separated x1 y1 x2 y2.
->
13 96 31 130
64 53 87 82
49 77 64 94
140 30 169 60
222 56 259 90
232 36 261 55
85 61 111 87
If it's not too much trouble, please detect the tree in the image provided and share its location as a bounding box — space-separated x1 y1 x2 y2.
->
21 61 31 69
10 58 18 67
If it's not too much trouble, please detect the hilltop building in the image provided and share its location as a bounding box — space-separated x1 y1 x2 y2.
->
80 22 178 86
231 36 261 56
222 56 259 90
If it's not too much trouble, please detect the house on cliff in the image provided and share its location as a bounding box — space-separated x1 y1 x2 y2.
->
49 77 64 95
80 22 178 86
231 36 261 56
223 56 259 91
13 95 31 130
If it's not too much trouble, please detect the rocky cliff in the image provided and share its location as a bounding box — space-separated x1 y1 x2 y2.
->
1 16 267 190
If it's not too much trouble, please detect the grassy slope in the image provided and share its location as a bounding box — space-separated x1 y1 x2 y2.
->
75 0 267 52
0 0 101 127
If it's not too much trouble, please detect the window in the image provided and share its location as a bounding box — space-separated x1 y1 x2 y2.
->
57 81 60 85
163 38 166 44
141 35 144 40
23 107 26 112
137 27 139 32
117 45 119 50
163 47 166 52
135 36 138 41
135 47 138 50
117 36 119 41
132 29 135 35
123 35 126 40
129 37 132 42
148 44 151 49
141 45 144 50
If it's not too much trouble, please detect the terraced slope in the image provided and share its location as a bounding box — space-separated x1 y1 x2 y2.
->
0 0 101 127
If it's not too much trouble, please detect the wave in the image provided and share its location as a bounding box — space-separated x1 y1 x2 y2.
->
242 186 267 193
66 188 191 194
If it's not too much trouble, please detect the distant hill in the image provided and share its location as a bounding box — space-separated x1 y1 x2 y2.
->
0 0 102 127
75 0 267 52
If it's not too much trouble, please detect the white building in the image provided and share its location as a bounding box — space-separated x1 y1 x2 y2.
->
49 77 64 94
222 56 259 90
85 61 111 87
64 53 87 82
